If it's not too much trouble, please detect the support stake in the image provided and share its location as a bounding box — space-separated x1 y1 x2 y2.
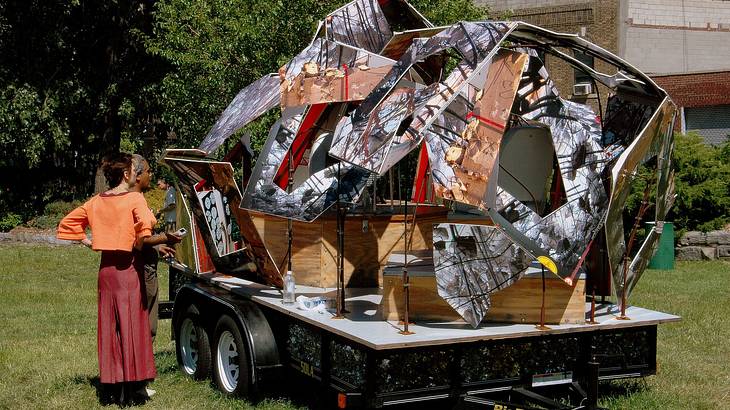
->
333 163 347 319
586 286 598 325
535 265 551 331
399 191 414 335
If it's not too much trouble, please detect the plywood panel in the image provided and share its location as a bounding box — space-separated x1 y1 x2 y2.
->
251 213 323 286
253 207 456 288
382 274 586 325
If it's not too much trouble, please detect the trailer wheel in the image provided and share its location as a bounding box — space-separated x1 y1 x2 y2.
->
212 315 251 397
175 305 211 380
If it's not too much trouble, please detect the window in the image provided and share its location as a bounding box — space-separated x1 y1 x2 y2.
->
573 51 594 85
684 104 730 146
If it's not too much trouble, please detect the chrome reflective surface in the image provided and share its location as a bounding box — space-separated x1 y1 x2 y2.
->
433 223 531 327
198 74 280 154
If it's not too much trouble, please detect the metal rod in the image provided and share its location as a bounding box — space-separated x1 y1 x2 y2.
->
334 162 345 319
338 205 348 313
618 176 654 320
587 286 597 325
389 168 394 213
287 148 293 273
536 265 551 331
372 177 377 213
399 185 413 335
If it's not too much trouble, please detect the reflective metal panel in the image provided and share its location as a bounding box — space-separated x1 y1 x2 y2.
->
240 106 371 222
433 223 531 327
325 0 393 53
329 22 515 175
198 74 280 154
605 98 676 303
485 81 609 283
425 50 528 209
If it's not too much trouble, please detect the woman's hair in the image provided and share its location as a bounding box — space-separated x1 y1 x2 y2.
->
101 152 133 187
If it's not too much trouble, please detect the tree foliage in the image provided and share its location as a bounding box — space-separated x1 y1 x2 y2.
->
0 0 167 218
625 132 730 235
670 133 730 232
146 0 490 153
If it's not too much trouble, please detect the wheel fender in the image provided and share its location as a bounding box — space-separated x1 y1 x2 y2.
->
173 284 281 389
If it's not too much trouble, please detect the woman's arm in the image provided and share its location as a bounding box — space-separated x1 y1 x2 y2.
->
57 203 89 242
131 192 181 250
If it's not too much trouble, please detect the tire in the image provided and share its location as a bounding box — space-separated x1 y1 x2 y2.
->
174 304 212 380
212 315 251 398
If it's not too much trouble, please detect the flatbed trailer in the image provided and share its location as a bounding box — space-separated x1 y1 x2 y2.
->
168 266 679 409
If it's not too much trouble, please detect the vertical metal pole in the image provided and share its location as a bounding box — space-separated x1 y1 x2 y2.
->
372 178 377 213
399 189 413 335
536 266 551 331
587 286 597 325
287 149 293 273
338 204 348 313
388 168 394 213
334 162 345 319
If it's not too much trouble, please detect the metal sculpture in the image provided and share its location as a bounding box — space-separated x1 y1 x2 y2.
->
172 0 675 327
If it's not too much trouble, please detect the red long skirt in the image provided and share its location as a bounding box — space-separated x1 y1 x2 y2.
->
97 251 156 384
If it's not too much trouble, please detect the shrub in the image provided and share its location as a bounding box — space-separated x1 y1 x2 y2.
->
0 213 23 232
624 132 730 238
26 199 84 230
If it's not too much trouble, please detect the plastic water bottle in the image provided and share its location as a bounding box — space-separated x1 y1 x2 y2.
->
283 270 296 304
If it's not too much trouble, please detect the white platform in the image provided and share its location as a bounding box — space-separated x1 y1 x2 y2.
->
204 273 681 351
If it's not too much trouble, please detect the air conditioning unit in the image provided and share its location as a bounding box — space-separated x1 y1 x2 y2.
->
573 82 592 96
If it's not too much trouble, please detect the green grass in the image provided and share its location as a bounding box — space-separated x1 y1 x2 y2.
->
0 243 298 409
598 258 730 409
0 242 728 409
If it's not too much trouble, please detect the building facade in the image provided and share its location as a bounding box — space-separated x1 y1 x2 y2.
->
478 0 730 144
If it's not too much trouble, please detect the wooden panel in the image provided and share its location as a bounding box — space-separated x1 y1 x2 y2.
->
381 275 457 322
487 278 585 324
382 274 586 325
251 213 323 286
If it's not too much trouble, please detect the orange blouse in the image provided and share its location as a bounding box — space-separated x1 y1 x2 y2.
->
57 192 156 252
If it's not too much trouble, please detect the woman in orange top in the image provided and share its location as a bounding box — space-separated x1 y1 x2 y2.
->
58 153 178 404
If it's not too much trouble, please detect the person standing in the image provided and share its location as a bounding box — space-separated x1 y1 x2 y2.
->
57 153 179 405
130 155 173 347
156 178 177 232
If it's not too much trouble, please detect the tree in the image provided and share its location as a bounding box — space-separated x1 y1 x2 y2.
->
146 0 491 154
0 0 167 218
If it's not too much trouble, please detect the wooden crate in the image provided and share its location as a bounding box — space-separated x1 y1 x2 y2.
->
382 272 586 325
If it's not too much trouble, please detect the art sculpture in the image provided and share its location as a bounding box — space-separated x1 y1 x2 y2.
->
166 0 676 328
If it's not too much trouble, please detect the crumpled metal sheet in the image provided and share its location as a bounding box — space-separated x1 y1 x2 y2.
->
329 22 515 175
240 106 371 222
424 50 528 209
467 56 609 284
279 38 394 85
433 223 531 327
325 0 393 53
279 39 396 108
198 74 280 154
605 97 676 304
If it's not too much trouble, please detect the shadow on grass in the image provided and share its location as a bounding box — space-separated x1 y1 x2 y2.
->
66 373 157 407
598 378 650 400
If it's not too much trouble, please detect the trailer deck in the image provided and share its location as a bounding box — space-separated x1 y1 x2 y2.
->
205 273 680 350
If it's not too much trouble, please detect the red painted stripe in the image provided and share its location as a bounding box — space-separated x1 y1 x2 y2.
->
466 111 506 131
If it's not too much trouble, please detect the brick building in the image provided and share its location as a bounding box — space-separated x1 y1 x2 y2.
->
478 0 730 145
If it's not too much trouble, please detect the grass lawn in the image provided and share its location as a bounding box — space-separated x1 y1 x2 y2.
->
0 242 728 409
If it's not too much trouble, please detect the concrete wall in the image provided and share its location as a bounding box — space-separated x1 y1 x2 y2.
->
623 0 730 74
